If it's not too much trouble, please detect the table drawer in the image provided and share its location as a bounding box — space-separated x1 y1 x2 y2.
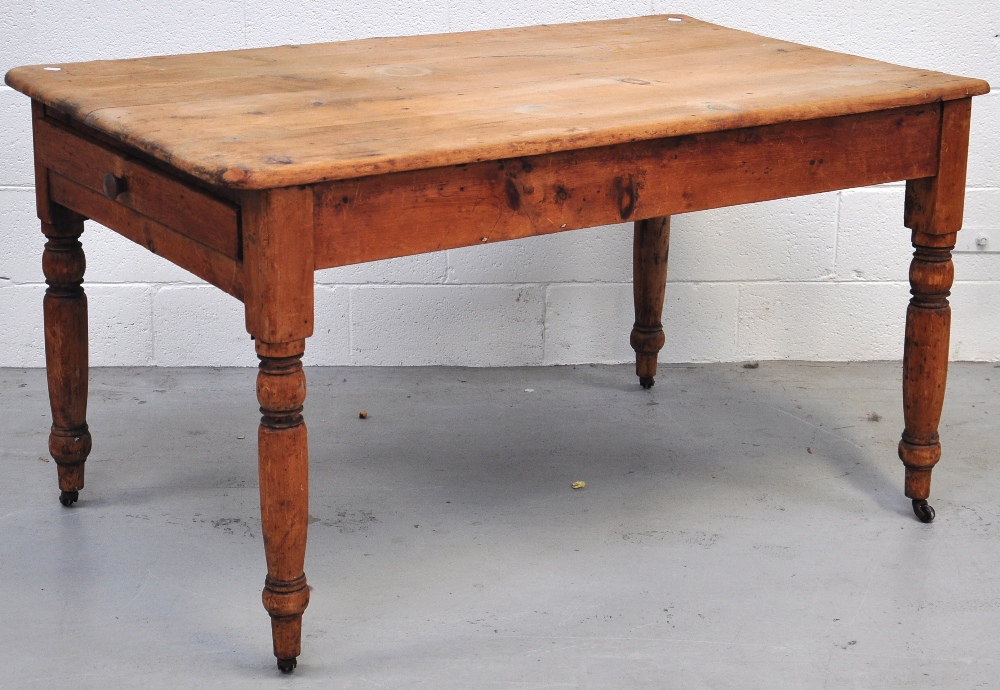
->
34 117 240 261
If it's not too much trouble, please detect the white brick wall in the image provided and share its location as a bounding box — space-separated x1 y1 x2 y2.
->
1 1 997 367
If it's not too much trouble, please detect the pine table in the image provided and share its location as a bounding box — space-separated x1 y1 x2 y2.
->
5 14 990 673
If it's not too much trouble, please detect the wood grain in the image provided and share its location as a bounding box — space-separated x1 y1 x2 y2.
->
241 187 314 343
48 172 244 300
898 99 974 505
899 238 954 502
10 13 992 669
256 341 310 669
31 101 54 224
42 206 91 505
5 15 988 189
34 116 241 259
314 104 940 268
905 98 974 235
631 217 670 389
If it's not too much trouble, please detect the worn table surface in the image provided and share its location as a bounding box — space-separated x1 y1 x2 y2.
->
5 14 989 189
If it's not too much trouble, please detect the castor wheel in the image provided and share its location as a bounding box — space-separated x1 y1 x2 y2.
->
912 498 935 523
639 376 655 389
277 657 297 673
59 490 79 507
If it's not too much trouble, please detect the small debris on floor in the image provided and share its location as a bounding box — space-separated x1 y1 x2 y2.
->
867 412 882 422
236 435 245 440
807 447 812 454
743 362 760 369
571 481 586 490
359 410 368 419
525 389 534 393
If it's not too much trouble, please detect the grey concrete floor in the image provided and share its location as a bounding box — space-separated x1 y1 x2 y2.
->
1 362 998 689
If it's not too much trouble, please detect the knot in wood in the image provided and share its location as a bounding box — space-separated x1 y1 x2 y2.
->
613 174 640 220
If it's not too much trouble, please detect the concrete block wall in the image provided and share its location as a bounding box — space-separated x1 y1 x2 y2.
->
1 1 997 367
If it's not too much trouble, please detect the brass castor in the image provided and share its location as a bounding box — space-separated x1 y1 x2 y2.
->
912 498 935 523
639 376 655 389
59 490 79 507
277 657 297 674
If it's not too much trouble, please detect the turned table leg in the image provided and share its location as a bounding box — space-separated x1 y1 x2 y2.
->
899 237 954 523
631 216 670 388
42 206 91 507
242 187 315 671
257 339 310 672
898 97 973 522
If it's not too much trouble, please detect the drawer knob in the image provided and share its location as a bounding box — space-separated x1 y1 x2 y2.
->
102 172 127 200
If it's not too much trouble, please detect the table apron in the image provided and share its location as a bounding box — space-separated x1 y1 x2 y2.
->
34 116 244 299
48 172 245 299
313 104 942 269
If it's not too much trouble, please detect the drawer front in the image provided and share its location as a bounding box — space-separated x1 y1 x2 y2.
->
34 117 241 261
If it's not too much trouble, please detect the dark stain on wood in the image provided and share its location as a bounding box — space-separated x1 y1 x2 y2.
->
614 174 639 220
504 177 521 211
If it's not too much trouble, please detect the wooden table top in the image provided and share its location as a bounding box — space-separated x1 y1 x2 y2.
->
6 14 989 190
